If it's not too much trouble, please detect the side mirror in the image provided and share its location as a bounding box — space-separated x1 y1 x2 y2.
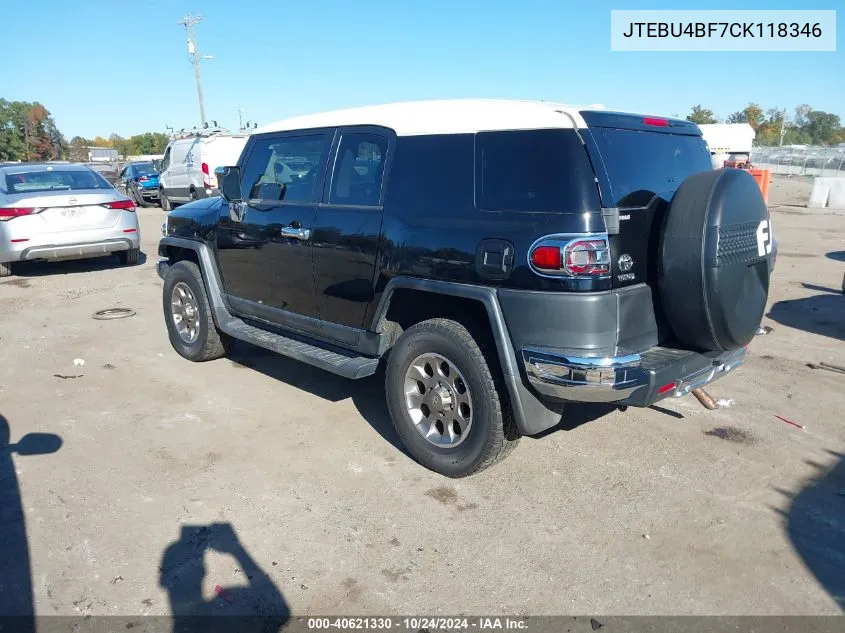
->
216 166 242 203
12 432 62 456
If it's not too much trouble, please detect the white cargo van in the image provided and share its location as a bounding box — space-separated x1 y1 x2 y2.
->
158 132 249 210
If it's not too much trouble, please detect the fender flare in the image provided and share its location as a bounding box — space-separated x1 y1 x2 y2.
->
369 277 564 436
158 237 228 317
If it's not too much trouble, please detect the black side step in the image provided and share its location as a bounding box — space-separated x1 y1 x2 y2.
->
216 311 380 379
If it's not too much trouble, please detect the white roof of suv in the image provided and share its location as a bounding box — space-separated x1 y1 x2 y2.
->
255 99 605 137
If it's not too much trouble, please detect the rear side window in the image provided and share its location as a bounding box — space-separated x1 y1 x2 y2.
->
475 129 598 213
329 133 388 207
590 129 712 206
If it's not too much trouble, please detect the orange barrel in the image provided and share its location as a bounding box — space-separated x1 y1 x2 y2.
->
748 169 771 203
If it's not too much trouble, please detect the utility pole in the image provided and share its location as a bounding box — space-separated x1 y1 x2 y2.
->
178 14 211 127
779 108 788 147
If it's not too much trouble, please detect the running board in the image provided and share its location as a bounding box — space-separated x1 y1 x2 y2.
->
216 311 380 379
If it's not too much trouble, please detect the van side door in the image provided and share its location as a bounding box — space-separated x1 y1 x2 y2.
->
311 126 394 349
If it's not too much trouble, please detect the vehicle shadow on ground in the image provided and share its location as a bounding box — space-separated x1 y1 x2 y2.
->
766 290 845 341
229 342 622 448
9 252 148 277
826 250 845 262
779 451 845 611
529 404 618 438
0 415 63 629
159 523 289 633
228 343 404 452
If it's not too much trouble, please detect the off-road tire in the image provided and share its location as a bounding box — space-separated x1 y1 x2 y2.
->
162 260 232 362
116 248 140 266
385 318 519 478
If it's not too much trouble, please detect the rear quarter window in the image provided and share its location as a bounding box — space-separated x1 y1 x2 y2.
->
475 129 599 213
384 134 475 218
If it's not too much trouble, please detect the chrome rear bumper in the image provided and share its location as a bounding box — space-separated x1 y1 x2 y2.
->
522 345 746 405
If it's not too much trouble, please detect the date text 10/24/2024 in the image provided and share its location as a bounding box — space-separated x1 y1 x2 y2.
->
307 618 529 630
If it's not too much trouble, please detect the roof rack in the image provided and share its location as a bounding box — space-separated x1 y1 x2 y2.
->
167 120 243 140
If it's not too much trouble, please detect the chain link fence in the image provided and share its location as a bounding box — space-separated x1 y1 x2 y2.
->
750 146 845 178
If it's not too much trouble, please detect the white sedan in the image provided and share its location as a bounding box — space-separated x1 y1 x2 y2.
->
0 163 140 277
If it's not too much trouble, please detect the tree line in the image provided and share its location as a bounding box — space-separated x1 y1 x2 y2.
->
1 98 169 162
686 103 843 146
67 132 170 161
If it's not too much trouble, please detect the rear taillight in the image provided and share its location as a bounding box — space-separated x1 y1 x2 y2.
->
0 207 34 221
528 234 611 277
565 239 611 275
102 200 136 211
530 246 562 270
202 162 212 188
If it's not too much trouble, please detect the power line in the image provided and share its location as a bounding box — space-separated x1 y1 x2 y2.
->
178 14 212 127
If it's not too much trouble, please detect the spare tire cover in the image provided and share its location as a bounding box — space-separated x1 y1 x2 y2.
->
658 168 771 352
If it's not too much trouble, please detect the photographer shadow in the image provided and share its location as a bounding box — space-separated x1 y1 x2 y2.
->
159 523 289 633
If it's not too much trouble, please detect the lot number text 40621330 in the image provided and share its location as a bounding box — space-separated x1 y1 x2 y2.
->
306 617 529 630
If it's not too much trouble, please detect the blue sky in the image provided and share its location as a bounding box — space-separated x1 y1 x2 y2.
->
4 0 842 138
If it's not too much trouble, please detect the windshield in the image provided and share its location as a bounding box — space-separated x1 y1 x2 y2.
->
4 169 112 194
590 129 712 207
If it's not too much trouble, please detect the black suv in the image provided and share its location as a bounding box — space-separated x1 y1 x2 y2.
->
157 100 776 478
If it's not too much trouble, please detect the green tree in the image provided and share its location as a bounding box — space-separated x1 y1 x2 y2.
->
727 103 764 130
109 134 136 158
793 104 811 128
0 99 27 160
686 105 718 124
803 110 841 145
131 132 169 154
69 136 89 161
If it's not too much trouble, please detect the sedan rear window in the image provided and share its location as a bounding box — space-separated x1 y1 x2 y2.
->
4 169 112 194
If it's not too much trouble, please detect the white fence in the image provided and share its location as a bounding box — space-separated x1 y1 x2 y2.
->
750 146 845 178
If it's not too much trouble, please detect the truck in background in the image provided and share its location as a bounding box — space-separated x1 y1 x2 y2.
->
698 123 756 169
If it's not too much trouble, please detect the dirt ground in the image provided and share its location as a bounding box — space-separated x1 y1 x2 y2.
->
1 176 843 619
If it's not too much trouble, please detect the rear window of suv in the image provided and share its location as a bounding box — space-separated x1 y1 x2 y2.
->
475 129 599 213
589 128 712 207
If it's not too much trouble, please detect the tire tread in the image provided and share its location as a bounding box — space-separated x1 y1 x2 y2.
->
164 260 232 362
386 318 519 478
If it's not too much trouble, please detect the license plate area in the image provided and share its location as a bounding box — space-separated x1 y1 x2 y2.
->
60 207 88 218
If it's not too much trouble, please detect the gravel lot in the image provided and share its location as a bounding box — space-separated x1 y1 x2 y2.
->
1 176 843 619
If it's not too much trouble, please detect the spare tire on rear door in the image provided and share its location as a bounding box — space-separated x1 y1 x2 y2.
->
658 168 772 352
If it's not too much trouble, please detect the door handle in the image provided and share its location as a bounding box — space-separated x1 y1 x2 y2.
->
280 226 311 240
